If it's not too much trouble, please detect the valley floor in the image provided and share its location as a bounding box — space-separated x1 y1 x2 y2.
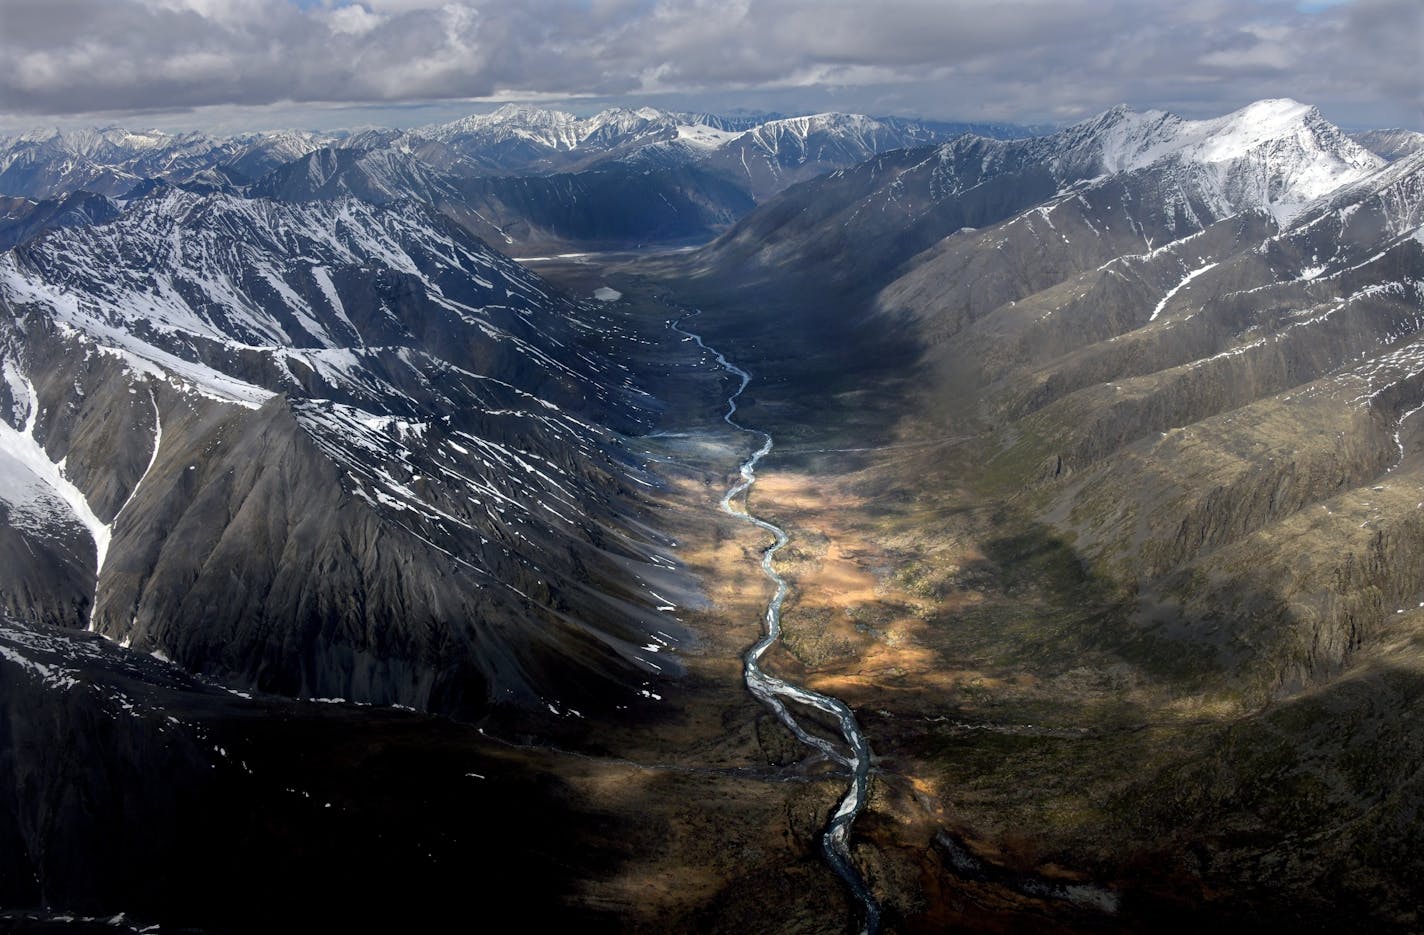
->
530 251 1424 933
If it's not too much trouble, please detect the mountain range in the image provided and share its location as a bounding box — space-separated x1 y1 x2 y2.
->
2 96 1424 932
0 107 1040 253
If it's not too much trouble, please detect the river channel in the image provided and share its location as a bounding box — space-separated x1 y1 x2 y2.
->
672 316 882 935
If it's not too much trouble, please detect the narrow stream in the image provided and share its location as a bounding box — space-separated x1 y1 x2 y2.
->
672 317 882 935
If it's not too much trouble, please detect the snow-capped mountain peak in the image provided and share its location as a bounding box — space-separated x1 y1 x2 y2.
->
1090 99 1370 172
674 123 743 149
424 105 585 150
1061 98 1385 222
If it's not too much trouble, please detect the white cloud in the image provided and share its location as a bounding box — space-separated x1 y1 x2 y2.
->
0 0 1416 130
326 4 387 36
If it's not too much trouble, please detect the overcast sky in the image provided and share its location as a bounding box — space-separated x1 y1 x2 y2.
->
0 0 1418 134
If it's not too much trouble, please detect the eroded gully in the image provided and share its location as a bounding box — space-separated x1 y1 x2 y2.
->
671 316 882 935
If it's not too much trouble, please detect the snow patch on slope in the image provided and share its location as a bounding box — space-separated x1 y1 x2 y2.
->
0 367 110 571
675 124 740 149
1150 262 1219 321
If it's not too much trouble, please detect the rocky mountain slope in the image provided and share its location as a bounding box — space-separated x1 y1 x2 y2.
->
0 189 677 718
0 609 643 933
0 191 119 251
249 145 464 206
953 148 1424 687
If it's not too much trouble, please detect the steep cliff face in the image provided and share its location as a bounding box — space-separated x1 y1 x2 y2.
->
0 191 679 717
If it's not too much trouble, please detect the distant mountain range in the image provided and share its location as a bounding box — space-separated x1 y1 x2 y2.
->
1350 127 1424 162
2 105 1409 256
0 107 1045 251
695 98 1383 290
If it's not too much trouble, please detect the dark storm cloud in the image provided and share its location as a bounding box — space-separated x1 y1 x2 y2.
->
0 0 1418 128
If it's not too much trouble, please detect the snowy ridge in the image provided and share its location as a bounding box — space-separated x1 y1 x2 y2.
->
418 105 969 185
1064 99 1383 223
1296 149 1424 246
422 105 951 158
0 126 332 199
0 363 111 571
0 191 618 409
896 99 1384 234
422 104 689 152
741 112 901 156
709 112 945 189
253 146 462 205
1238 149 1424 317
1352 129 1424 163
1263 153 1424 414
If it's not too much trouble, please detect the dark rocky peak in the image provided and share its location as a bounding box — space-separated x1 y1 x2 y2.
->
0 190 120 251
